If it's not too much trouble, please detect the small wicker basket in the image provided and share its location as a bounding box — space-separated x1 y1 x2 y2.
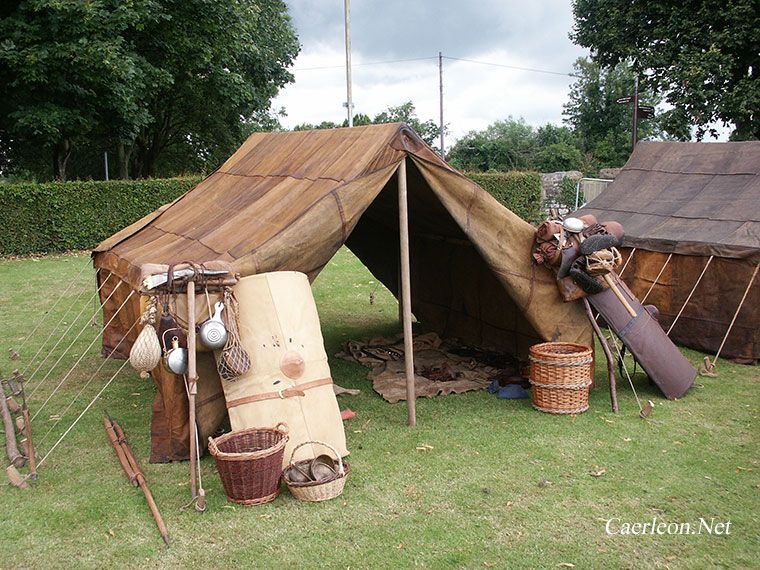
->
529 342 593 414
282 441 350 502
208 423 288 505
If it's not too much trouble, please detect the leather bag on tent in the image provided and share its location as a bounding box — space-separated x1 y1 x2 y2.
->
217 271 348 468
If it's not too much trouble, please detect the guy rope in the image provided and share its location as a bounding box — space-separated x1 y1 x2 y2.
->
5 258 138 484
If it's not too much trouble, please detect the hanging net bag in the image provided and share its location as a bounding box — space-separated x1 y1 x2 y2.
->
217 287 251 381
129 295 162 378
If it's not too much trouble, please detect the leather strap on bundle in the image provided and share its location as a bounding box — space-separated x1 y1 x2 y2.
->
225 377 333 409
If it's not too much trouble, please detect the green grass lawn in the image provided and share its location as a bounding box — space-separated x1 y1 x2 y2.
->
0 249 758 569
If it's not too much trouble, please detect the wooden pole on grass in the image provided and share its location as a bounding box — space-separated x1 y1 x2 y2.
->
398 158 416 426
187 282 198 500
583 297 619 415
0 392 25 468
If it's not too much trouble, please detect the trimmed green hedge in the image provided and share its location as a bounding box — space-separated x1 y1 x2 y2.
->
1 171 542 255
466 171 542 223
0 177 202 255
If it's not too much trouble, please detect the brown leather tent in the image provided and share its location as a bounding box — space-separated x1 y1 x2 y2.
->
93 123 591 459
576 141 760 362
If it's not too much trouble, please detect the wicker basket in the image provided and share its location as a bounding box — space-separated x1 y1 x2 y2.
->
529 342 593 414
208 422 289 505
282 441 350 502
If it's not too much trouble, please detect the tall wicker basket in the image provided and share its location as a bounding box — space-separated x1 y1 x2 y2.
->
529 342 593 414
208 423 289 505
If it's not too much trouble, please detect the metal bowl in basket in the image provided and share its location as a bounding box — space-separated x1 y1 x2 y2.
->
208 422 289 505
282 441 350 502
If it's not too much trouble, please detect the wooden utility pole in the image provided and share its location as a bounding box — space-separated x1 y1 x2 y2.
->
616 76 654 151
439 52 444 157
344 0 353 127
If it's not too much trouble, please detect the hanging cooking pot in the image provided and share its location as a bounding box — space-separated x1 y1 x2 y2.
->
198 301 228 350
163 335 188 376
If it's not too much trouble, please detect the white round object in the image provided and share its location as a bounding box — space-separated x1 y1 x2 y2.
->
562 217 584 233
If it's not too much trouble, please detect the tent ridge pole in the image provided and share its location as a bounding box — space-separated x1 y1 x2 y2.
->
398 158 416 426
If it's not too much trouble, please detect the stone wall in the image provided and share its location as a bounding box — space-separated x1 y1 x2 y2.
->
540 170 582 216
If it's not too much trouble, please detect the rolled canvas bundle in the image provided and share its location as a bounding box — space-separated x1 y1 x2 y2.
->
217 271 348 468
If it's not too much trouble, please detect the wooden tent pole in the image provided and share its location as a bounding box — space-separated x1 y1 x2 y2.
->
186 282 198 499
398 158 416 426
583 297 618 414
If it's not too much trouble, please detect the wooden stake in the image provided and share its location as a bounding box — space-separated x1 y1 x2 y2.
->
6 465 30 490
0 391 24 468
187 281 198 500
398 159 416 426
583 297 619 414
6 396 20 414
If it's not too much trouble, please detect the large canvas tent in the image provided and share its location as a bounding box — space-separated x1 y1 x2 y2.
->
93 123 591 451
576 141 760 362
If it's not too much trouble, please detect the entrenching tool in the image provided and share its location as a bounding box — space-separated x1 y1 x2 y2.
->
8 371 36 479
104 410 170 547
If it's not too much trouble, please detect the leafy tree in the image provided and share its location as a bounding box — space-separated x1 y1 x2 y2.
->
372 101 442 151
344 113 372 127
562 57 665 169
447 117 539 172
291 102 444 152
127 0 299 178
294 121 340 131
534 143 584 173
0 0 154 180
535 124 578 148
571 0 760 140
0 0 299 180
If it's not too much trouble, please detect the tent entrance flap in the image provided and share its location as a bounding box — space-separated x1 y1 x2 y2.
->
345 159 545 357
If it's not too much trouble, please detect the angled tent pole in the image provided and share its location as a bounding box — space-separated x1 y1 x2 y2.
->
711 260 760 366
666 256 714 336
641 253 672 304
398 158 416 426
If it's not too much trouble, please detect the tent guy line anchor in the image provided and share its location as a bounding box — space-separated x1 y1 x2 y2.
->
701 260 760 377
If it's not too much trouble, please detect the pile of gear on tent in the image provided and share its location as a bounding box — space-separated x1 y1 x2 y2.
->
574 141 760 368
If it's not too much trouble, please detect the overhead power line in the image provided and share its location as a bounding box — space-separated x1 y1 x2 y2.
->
293 54 574 77
442 56 575 77
293 56 436 72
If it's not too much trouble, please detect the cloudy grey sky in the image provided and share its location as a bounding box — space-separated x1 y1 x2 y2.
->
272 1 589 149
